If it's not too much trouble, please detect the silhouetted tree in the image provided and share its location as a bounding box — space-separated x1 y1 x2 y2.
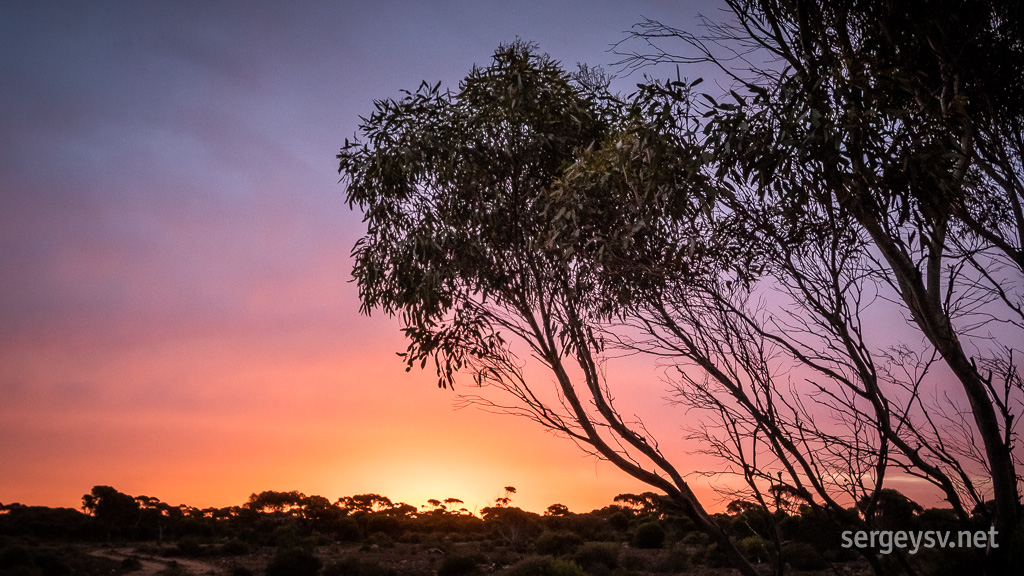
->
81 486 139 540
609 2 1023 573
339 40 758 576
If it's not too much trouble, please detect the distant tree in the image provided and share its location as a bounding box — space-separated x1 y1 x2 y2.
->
135 495 179 541
245 490 306 515
337 494 394 514
545 504 571 517
481 505 541 550
81 486 139 540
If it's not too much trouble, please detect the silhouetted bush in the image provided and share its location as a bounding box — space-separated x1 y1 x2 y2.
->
0 545 31 569
174 535 206 557
265 546 321 576
737 535 770 562
607 511 630 532
360 531 394 550
120 555 143 570
437 553 480 576
783 541 827 571
632 521 665 549
501 557 586 576
572 542 618 572
652 543 691 573
333 517 361 542
533 531 583 556
220 538 251 556
365 515 400 537
691 542 731 568
322 556 396 576
32 549 71 576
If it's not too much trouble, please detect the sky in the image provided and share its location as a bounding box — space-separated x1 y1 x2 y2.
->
0 0 734 515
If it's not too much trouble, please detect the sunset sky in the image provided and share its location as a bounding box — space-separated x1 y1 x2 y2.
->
0 0 738 515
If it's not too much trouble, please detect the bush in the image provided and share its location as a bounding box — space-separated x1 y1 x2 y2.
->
322 556 397 576
608 511 631 532
437 553 480 576
572 542 618 571
632 521 666 549
0 545 31 568
533 532 584 556
174 536 206 557
783 542 827 571
265 547 322 576
220 539 251 556
502 557 586 576
365 515 401 537
691 543 731 568
653 543 690 573
361 532 394 550
33 550 71 576
333 517 362 542
737 535 770 562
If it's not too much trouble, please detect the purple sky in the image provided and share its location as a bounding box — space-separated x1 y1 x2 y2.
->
1 1 734 513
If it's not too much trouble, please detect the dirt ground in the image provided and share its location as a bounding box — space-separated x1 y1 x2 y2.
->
89 547 229 575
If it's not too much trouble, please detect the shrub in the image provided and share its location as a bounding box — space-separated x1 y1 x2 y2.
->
333 517 362 542
546 559 587 576
437 553 480 576
33 550 71 576
265 546 321 576
533 531 584 556
608 511 631 532
220 539 251 556
783 541 827 571
174 536 205 557
737 535 770 562
652 543 690 573
572 542 618 571
502 557 586 576
0 545 31 568
322 556 397 576
691 542 731 568
365 515 401 537
632 521 666 549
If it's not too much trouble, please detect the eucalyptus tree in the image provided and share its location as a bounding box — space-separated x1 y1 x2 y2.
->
339 41 759 576
611 0 1024 571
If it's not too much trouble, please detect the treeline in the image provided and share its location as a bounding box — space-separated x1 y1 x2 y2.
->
0 485 1005 574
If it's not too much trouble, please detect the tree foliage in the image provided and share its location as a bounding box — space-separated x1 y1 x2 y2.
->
339 40 759 575
340 3 1024 573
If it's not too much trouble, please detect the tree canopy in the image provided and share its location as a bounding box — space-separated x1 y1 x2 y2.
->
340 3 1024 573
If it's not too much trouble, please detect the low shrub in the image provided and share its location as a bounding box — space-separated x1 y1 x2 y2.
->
502 557 587 576
533 531 584 556
632 521 666 549
738 535 770 562
437 553 480 576
572 542 618 571
0 545 31 568
322 556 397 576
653 543 690 573
265 546 321 576
783 541 827 571
220 538 250 556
